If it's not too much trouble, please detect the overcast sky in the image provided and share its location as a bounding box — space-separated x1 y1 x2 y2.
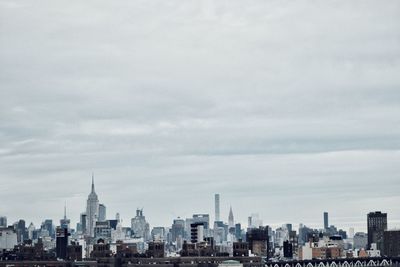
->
1 0 400 232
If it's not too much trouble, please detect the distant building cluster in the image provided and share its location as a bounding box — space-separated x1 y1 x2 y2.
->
1 177 399 267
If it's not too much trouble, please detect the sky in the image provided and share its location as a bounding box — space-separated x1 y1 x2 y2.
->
0 0 400 233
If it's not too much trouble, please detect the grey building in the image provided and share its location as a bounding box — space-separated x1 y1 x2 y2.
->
353 232 368 249
99 204 106 222
367 211 387 251
383 230 400 257
131 209 150 241
0 216 7 228
215 194 220 222
324 212 329 230
171 218 185 242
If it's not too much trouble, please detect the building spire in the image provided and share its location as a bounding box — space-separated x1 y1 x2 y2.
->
91 172 95 193
64 201 67 220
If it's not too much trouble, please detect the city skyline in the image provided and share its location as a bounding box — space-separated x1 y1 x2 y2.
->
1 0 400 234
1 178 399 233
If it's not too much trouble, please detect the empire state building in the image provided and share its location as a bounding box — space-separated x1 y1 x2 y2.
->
86 175 99 238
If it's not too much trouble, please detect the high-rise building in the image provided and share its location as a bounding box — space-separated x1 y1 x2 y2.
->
383 230 400 257
79 213 87 234
246 226 269 257
131 209 150 241
94 221 112 241
324 212 329 229
190 222 205 243
213 221 227 244
367 211 387 251
171 218 185 242
151 227 165 241
99 204 106 221
283 240 293 258
228 206 234 229
353 232 368 249
248 213 262 229
86 175 99 238
60 203 70 230
215 194 220 222
0 227 18 250
0 216 7 228
16 219 27 243
192 214 210 229
41 219 54 238
56 227 69 259
349 227 355 239
27 222 35 240
235 223 242 240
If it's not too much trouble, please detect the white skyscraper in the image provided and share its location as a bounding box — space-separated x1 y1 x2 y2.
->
215 194 220 222
86 175 99 238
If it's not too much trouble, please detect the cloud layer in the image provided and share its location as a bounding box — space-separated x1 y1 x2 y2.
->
1 0 400 231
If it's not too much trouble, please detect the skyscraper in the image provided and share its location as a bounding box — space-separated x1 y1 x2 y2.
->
215 194 220 222
60 203 70 230
324 212 329 229
0 216 7 228
131 209 150 241
99 204 106 221
367 211 387 251
228 206 234 228
79 213 87 234
171 218 185 242
86 174 99 238
56 227 69 259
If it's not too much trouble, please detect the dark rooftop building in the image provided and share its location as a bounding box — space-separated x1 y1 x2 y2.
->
383 230 400 257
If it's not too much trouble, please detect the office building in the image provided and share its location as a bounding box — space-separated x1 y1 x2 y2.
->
98 204 106 222
193 214 210 229
171 218 185 242
228 206 234 229
60 204 70 230
283 240 293 258
0 227 18 250
353 232 368 249
79 213 87 234
383 230 400 257
324 212 329 230
191 222 205 243
94 221 112 241
246 226 269 257
86 175 99 238
56 227 69 259
367 211 387 251
151 227 165 241
131 209 150 241
235 223 242 240
0 216 7 228
233 240 249 257
215 194 220 222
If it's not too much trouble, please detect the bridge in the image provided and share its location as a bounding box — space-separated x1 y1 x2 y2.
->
265 258 400 267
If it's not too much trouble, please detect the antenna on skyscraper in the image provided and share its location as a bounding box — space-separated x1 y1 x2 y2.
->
64 201 67 219
91 172 95 192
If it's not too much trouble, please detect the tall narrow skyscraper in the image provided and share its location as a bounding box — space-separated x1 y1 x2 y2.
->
228 206 234 228
323 212 329 229
60 202 70 230
215 194 220 222
86 174 99 238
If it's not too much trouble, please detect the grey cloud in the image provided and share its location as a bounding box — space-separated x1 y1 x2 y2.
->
0 0 400 231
